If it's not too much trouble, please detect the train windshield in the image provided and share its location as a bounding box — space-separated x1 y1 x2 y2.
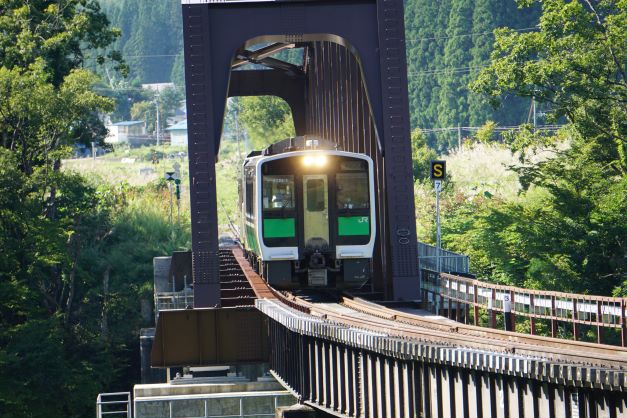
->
262 175 295 210
336 172 369 209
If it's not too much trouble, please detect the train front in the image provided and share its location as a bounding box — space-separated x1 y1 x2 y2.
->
250 146 376 289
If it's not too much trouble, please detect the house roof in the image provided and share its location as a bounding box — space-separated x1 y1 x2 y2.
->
166 120 187 131
111 121 144 126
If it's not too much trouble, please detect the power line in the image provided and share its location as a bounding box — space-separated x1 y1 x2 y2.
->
408 58 541 78
123 54 182 58
407 64 490 77
419 125 563 133
405 26 538 43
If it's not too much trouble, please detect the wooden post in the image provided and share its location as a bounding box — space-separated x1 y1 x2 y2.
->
596 300 603 345
473 284 479 326
489 289 497 329
529 294 536 335
551 296 557 338
572 298 578 341
621 299 627 348
510 290 516 331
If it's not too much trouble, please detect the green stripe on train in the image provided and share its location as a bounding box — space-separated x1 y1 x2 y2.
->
338 216 370 236
245 223 260 254
263 218 296 238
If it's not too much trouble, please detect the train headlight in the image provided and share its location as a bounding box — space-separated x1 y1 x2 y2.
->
314 155 327 166
303 155 327 167
303 156 315 167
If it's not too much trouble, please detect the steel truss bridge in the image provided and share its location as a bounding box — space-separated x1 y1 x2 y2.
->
134 0 627 417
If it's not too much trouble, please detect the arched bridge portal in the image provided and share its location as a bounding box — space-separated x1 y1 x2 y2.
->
182 0 418 307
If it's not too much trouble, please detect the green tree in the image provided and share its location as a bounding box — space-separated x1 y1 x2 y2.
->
238 95 295 150
437 0 475 140
411 128 438 181
0 1 143 416
0 62 114 174
101 0 182 83
472 0 626 170
456 0 627 295
0 0 124 86
474 121 498 143
130 87 183 133
131 100 158 133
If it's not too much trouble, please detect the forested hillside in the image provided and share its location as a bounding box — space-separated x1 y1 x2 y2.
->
98 0 538 150
405 0 539 149
98 0 184 86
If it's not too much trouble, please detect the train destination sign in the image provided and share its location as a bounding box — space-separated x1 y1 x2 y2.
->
430 160 446 180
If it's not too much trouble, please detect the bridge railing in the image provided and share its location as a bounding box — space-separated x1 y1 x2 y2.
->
422 270 627 346
417 241 470 273
154 290 194 316
96 392 131 418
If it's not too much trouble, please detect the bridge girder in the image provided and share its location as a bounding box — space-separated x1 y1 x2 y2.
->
182 0 419 306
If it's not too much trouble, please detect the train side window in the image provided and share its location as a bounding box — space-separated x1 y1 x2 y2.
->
336 172 369 209
306 179 326 211
262 175 294 210
245 172 254 216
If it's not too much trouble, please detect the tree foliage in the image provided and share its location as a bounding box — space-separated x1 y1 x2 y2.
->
0 62 114 174
472 0 626 170
405 0 539 151
411 129 438 181
0 1 184 416
99 0 182 84
0 0 124 86
439 0 627 295
238 95 296 151
130 87 183 133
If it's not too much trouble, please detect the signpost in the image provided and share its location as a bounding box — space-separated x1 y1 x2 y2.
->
165 171 176 225
430 161 446 272
175 178 181 224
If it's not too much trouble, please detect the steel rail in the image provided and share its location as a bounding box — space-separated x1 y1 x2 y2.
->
338 296 627 369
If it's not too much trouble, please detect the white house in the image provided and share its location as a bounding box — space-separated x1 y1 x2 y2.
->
166 120 187 147
106 121 146 144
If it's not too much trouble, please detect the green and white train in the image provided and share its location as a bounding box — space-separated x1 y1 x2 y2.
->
239 137 376 289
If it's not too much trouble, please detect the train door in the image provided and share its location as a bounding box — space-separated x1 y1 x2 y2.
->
303 175 329 247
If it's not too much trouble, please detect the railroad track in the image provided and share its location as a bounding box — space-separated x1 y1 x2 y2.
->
231 248 627 370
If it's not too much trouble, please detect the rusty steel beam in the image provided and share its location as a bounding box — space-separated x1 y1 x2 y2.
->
151 307 269 368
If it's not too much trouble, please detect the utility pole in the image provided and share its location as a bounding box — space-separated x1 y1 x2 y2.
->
457 125 462 149
155 94 161 147
532 95 537 130
165 171 175 226
175 178 181 224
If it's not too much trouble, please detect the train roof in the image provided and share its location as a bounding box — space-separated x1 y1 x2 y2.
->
245 136 339 159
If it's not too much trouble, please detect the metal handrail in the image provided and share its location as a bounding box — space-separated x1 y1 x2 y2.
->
154 290 194 315
134 390 293 418
422 270 627 345
97 392 131 418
